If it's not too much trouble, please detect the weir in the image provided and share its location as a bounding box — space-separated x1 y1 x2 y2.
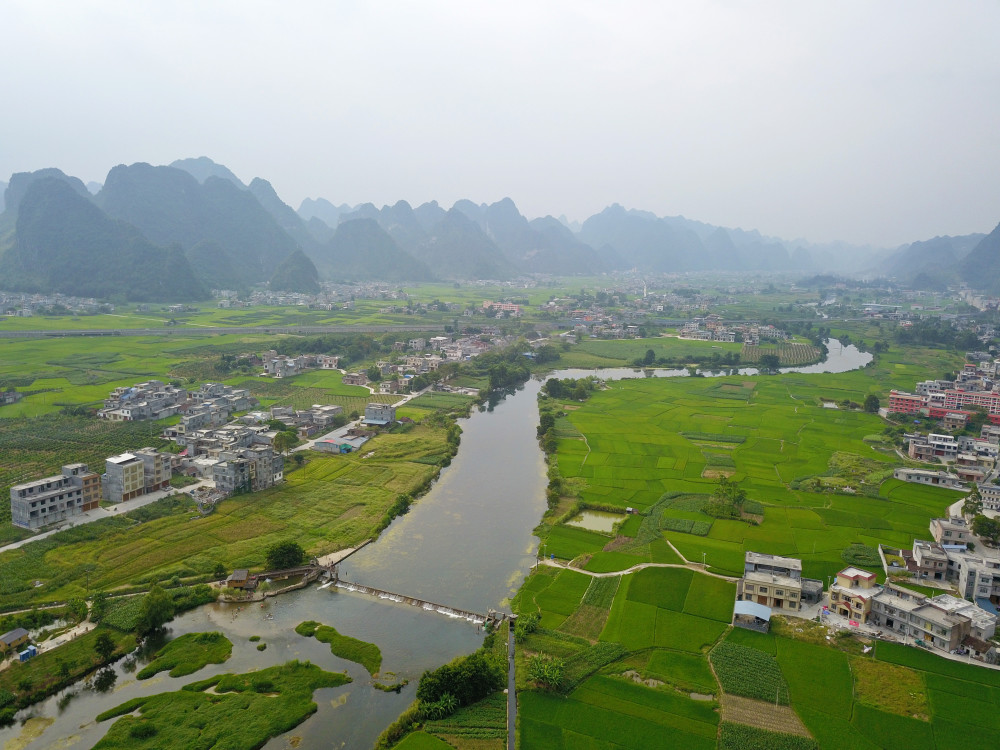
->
322 566 510 628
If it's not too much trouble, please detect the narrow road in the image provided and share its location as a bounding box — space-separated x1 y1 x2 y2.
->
507 624 517 750
0 480 211 554
537 556 739 582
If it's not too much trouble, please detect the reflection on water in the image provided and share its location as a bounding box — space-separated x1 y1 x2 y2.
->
552 339 871 381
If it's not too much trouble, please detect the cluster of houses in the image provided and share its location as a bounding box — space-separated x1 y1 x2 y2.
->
735 539 1000 661
98 381 255 423
1 390 23 407
9 448 172 530
888 361 1000 427
0 291 111 317
679 317 789 345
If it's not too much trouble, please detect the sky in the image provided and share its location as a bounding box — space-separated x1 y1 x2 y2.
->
2 1 999 248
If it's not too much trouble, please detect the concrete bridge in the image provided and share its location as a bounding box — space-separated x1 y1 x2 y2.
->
319 566 511 629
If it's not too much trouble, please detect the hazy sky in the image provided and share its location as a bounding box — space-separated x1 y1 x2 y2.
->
2 1 998 247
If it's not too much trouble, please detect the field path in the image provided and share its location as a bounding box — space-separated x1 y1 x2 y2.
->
538 557 739 582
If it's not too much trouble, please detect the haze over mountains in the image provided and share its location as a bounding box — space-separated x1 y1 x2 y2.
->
0 156 996 302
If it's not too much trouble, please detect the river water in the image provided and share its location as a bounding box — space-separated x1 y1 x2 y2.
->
1 340 868 749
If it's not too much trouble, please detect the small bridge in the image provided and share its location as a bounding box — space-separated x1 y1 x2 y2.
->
319 566 511 629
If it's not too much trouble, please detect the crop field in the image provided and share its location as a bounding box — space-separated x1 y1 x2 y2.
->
516 340 1000 748
0 424 448 606
572 337 742 365
520 679 717 750
710 641 790 704
539 356 964 583
741 343 822 366
422 690 506 748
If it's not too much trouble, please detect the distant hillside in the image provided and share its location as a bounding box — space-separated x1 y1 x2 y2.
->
97 163 300 286
298 197 351 227
0 180 5 212
960 223 1000 294
413 209 517 280
269 249 320 293
170 156 245 188
0 177 205 301
248 177 326 257
881 234 983 287
4 168 91 215
316 218 434 282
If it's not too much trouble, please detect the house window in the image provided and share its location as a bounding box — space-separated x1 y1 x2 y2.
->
744 584 754 592
789 592 798 599
758 587 768 594
775 589 784 596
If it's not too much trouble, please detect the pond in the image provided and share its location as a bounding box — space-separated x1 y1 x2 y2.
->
565 509 627 533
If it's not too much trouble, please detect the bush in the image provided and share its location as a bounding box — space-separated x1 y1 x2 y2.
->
416 648 505 707
129 722 157 739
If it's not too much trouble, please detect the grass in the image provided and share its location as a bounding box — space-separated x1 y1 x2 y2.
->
395 732 454 749
852 657 928 719
520 686 717 750
93 660 349 749
644 650 716 693
295 620 382 675
135 631 233 680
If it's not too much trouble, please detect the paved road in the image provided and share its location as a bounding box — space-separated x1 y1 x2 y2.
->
507 624 517 750
0 480 210 554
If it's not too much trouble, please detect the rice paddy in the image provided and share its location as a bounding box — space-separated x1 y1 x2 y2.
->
517 341 997 748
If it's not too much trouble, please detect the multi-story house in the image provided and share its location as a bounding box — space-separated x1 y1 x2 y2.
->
869 584 996 652
103 453 146 503
103 448 170 503
10 463 102 530
363 403 397 426
212 445 282 496
828 567 879 623
737 552 822 612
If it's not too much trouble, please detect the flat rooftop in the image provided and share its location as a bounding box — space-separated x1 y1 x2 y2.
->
745 551 802 571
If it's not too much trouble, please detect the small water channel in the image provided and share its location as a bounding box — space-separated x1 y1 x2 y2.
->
0 339 869 748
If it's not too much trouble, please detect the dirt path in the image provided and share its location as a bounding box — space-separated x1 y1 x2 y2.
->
538 556 739 582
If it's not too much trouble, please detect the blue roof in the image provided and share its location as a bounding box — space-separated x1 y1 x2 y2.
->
977 597 1000 616
733 600 772 620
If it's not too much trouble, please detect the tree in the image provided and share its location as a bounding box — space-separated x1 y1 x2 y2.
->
265 540 305 570
963 486 983 518
643 348 656 366
758 353 781 372
527 654 565 690
863 394 880 413
973 514 1000 546
366 365 382 382
94 631 116 661
272 431 295 455
137 585 175 636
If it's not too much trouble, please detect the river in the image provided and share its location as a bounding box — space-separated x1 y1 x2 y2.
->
0 339 868 748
